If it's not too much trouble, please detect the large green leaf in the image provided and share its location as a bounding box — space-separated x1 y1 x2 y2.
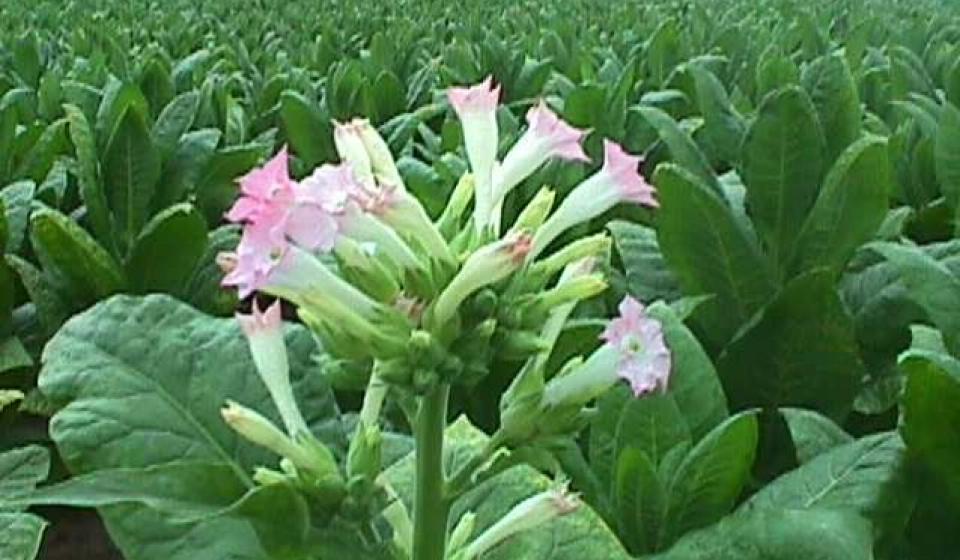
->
747 432 906 519
126 203 208 294
614 395 690 469
185 224 241 316
151 91 201 159
64 104 113 250
688 64 745 165
661 411 758 545
655 163 775 351
613 446 667 554
0 513 46 560
650 508 874 560
780 408 852 464
789 136 891 277
801 53 861 164
636 106 722 197
0 180 35 253
29 206 127 306
741 86 824 271
608 221 681 302
38 295 345 560
0 446 50 560
936 102 960 216
384 417 630 560
717 269 863 420
279 91 334 169
103 106 162 249
646 302 728 439
871 242 960 357
901 352 960 506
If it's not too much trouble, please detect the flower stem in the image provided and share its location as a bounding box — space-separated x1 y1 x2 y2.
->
412 383 450 560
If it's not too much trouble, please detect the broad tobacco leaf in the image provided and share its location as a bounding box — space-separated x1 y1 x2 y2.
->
649 507 874 560
384 416 631 560
0 445 50 560
37 295 346 560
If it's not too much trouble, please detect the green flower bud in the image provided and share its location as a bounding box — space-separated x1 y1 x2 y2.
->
438 173 476 238
429 230 533 329
510 187 555 233
448 511 477 554
253 467 290 486
334 237 401 302
347 421 383 483
462 482 580 560
497 330 550 361
528 233 611 276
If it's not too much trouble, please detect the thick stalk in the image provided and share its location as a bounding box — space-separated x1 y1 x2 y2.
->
412 383 451 560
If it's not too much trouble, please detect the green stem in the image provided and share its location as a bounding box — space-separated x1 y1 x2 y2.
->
412 383 451 560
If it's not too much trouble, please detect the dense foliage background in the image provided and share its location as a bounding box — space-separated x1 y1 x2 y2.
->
2 0 960 558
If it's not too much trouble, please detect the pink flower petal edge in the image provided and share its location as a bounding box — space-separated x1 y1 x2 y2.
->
447 76 501 115
526 101 590 162
237 299 283 337
601 140 658 208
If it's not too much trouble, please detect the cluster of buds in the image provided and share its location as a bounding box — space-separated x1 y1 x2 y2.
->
216 76 669 540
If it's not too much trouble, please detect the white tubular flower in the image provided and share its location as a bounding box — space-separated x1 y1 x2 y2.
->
236 301 310 439
448 77 500 232
530 140 657 260
492 101 589 208
462 482 580 560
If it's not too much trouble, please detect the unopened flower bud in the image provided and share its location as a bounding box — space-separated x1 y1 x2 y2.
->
0 390 23 412
221 401 315 469
529 234 611 275
430 230 533 328
510 187 555 234
462 483 580 560
448 511 477 554
334 120 375 185
534 273 607 312
334 237 401 302
347 421 383 483
438 173 476 238
253 467 290 486
352 119 404 188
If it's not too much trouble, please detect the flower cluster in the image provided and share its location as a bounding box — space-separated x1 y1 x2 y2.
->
216 77 670 552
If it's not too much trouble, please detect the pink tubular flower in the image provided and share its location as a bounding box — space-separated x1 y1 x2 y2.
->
448 77 501 231
221 222 290 299
530 140 657 259
542 296 671 408
237 300 311 439
601 296 671 396
492 101 589 205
